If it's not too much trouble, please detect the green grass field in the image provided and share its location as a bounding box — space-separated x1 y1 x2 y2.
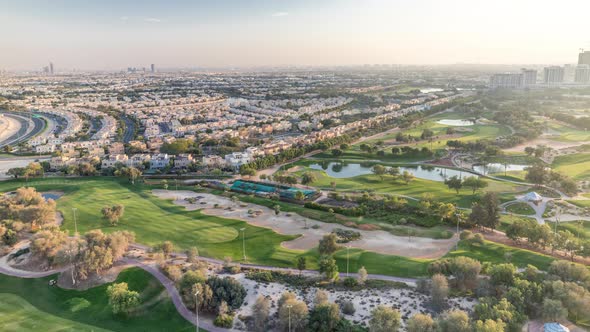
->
505 202 535 215
553 153 590 181
0 177 565 278
0 178 301 268
302 168 522 208
546 220 590 241
0 268 193 332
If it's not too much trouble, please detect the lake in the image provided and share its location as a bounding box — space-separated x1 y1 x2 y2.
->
472 163 528 175
420 88 444 93
309 162 471 182
436 119 474 126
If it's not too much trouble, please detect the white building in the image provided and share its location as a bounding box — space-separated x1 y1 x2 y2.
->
224 152 251 169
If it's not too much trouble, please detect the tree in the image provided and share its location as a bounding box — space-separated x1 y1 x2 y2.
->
319 255 338 281
308 303 340 332
318 233 339 255
369 305 401 332
372 165 387 180
301 172 317 185
186 247 199 263
387 167 400 178
444 175 463 194
463 176 488 194
436 310 470 332
472 319 506 332
401 171 415 185
525 163 548 185
449 256 482 291
30 228 68 262
273 204 281 215
278 298 308 332
106 282 140 315
101 204 125 226
489 263 517 287
357 266 368 285
154 241 174 258
294 191 305 201
252 295 270 332
431 273 449 312
542 298 567 322
314 290 329 306
473 192 500 231
331 149 343 157
296 257 306 276
407 313 435 332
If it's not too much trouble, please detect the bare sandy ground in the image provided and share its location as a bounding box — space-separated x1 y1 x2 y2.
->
0 115 20 143
504 137 587 153
232 273 476 329
152 190 458 259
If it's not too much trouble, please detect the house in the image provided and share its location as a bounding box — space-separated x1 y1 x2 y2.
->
224 152 251 169
174 154 194 168
108 142 125 155
49 156 75 170
127 154 151 168
202 155 226 168
35 144 56 154
150 153 171 169
101 154 129 169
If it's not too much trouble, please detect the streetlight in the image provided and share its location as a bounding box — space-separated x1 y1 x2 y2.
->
346 245 350 277
72 207 78 236
194 290 200 332
240 228 246 261
286 304 293 332
454 209 461 251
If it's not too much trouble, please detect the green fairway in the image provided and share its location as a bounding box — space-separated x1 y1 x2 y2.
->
0 293 111 332
0 178 301 267
547 220 590 241
0 177 562 278
545 121 590 143
302 168 522 208
553 153 590 181
0 268 193 332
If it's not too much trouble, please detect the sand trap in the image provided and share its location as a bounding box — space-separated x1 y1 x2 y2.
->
232 273 476 328
152 190 458 259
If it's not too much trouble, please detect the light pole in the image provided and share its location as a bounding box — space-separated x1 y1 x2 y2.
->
72 207 78 236
346 245 350 277
240 228 246 261
194 290 200 332
286 304 292 332
455 209 461 251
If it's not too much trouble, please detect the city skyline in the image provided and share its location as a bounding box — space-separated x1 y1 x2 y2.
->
1 0 590 70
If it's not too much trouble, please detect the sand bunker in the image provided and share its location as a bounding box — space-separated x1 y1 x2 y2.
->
152 190 458 259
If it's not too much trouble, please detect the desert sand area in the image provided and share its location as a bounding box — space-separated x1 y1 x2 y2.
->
0 115 21 143
0 156 50 179
232 273 476 328
152 190 458 259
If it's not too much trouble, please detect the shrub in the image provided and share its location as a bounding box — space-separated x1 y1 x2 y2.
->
460 230 473 241
343 277 358 288
213 314 234 328
341 300 356 315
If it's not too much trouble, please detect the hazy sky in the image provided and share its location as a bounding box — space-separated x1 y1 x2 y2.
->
1 0 589 70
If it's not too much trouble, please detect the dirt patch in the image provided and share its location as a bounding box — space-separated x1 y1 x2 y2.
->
152 190 458 259
57 262 132 290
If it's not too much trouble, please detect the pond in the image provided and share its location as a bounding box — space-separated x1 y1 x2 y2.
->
420 88 444 93
41 192 63 201
309 162 471 182
436 119 475 126
472 163 529 175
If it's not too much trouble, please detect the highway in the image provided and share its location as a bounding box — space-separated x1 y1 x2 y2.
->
121 115 136 143
0 111 46 148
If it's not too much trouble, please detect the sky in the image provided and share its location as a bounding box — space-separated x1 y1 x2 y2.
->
1 0 589 70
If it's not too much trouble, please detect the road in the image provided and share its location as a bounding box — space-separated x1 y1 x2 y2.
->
121 115 136 143
0 111 46 148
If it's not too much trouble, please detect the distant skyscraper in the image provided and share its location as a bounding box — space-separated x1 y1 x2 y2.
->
543 66 564 84
575 65 590 83
49 62 54 75
490 73 523 88
579 51 590 65
521 68 537 86
151 64 155 73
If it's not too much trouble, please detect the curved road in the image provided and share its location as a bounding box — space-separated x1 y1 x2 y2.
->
0 111 46 148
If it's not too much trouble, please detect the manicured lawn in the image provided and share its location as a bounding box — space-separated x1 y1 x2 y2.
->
305 169 521 208
553 153 590 181
505 202 535 215
545 121 590 143
0 268 193 332
0 293 112 332
546 220 590 241
567 199 590 208
0 178 562 278
0 178 301 268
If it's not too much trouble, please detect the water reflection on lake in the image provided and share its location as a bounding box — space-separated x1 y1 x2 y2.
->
472 163 528 175
436 119 474 126
309 162 469 182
